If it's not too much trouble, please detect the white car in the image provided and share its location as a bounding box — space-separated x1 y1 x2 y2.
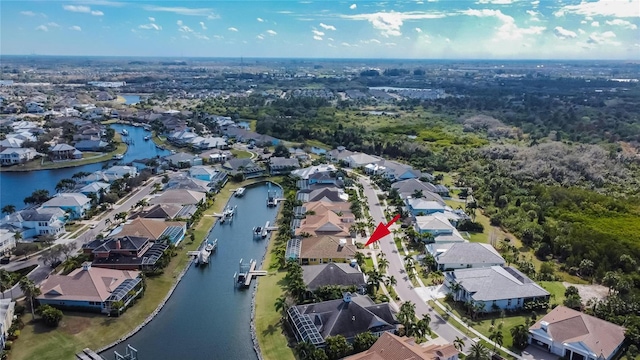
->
90 224 98 229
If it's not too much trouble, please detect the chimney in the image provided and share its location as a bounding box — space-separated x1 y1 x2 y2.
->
116 239 121 250
81 262 91 271
540 321 549 332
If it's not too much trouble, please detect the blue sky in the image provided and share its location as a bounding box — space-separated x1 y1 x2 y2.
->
1 0 639 59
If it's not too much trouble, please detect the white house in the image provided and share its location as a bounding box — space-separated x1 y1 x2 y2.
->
189 166 218 182
104 165 138 178
364 159 421 182
406 198 446 216
427 242 505 271
0 137 24 149
528 306 626 360
343 153 381 168
0 229 17 255
445 266 549 312
0 148 38 165
414 213 466 243
2 208 66 239
41 193 92 220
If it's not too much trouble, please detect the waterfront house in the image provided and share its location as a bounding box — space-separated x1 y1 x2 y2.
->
139 203 197 221
294 210 354 238
414 214 466 243
168 128 198 146
297 186 349 203
0 148 39 165
83 236 168 270
287 292 398 347
41 193 91 220
165 174 212 193
222 158 265 179
111 218 186 245
79 182 110 196
1 208 66 239
345 333 459 360
74 139 108 152
189 166 219 182
294 200 352 219
308 171 342 186
200 149 230 163
104 165 138 178
190 136 227 150
287 236 358 265
302 262 366 291
78 171 115 184
50 143 82 160
0 299 15 350
37 262 142 314
291 164 337 180
0 229 17 256
427 242 505 271
0 137 24 150
391 179 445 205
327 146 354 163
444 266 550 312
149 189 206 206
269 157 300 175
165 152 203 167
528 306 626 360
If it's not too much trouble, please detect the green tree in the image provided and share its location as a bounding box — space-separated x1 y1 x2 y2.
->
324 335 352 360
510 324 529 349
1 205 15 215
353 332 377 353
19 277 40 319
397 301 416 336
377 257 389 273
467 342 491 360
453 336 465 352
0 270 12 299
489 330 504 351
36 304 63 327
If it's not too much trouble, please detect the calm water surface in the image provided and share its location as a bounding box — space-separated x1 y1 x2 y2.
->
0 124 169 209
105 183 279 360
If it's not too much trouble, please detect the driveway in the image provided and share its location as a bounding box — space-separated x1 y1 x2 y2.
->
357 176 472 348
521 345 557 360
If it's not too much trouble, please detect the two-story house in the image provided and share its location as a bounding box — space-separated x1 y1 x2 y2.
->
0 148 38 165
41 193 92 220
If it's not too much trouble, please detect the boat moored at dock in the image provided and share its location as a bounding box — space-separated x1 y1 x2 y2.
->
234 187 246 197
121 129 129 136
188 238 218 266
220 205 237 224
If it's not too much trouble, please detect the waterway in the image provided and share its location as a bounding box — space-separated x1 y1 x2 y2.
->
105 183 280 360
0 124 169 209
121 95 141 105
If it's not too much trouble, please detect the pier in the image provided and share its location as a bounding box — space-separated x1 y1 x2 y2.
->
234 259 267 287
77 344 138 360
187 239 218 265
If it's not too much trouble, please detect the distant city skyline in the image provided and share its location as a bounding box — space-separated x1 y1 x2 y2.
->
1 0 639 60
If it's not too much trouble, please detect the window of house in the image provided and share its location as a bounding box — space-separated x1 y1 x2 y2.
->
507 299 512 306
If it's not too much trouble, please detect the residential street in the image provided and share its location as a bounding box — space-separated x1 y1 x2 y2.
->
357 176 473 347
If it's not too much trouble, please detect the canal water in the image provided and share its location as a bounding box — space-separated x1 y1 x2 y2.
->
0 124 169 210
105 183 279 360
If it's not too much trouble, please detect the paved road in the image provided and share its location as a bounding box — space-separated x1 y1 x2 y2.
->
357 176 472 346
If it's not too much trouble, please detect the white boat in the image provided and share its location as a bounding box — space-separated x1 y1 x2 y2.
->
253 226 262 238
112 154 124 160
144 136 150 141
235 187 246 197
121 129 129 136
197 239 217 265
220 205 237 224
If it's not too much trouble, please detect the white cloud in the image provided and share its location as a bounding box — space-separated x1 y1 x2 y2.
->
591 21 600 27
200 21 207 30
350 4 357 9
581 20 587 24
91 10 103 16
257 34 265 40
476 0 514 3
139 23 162 30
415 27 422 32
578 28 586 34
20 11 36 16
531 0 540 5
319 23 336 30
606 19 638 29
47 22 60 28
63 5 91 13
69 25 82 31
587 30 619 45
341 11 447 37
144 6 218 18
526 10 541 21
266 29 277 35
461 9 546 40
362 38 381 44
385 42 397 46
313 35 323 40
148 17 155 22
35 25 49 32
257 17 264 22
553 26 577 39
327 37 334 41
228 27 238 32
554 0 640 18
194 33 209 40
312 29 325 36
177 20 194 33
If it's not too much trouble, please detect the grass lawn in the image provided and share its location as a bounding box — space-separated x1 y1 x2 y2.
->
539 281 566 306
10 182 235 360
231 148 252 159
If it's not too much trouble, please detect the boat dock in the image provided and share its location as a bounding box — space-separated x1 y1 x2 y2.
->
233 259 267 287
187 239 217 265
76 344 138 360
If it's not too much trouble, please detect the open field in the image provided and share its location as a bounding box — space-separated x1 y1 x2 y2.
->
230 148 252 159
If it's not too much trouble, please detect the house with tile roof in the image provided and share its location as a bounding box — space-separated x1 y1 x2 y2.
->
269 156 300 175
445 266 549 312
345 332 459 360
149 189 206 206
528 306 626 360
82 236 169 270
287 236 358 265
302 262 366 291
295 210 354 238
138 204 196 221
50 143 82 160
287 293 398 347
427 242 505 271
110 218 186 245
37 262 142 315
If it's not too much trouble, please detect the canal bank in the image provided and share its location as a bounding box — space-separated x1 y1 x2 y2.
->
104 182 281 360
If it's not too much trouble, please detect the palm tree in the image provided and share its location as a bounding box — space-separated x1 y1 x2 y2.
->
354 252 366 269
377 257 389 273
489 330 504 351
453 336 465 352
0 270 12 299
385 275 397 287
1 205 15 215
417 313 431 337
467 342 491 360
449 282 463 302
367 270 384 294
19 277 41 319
274 296 287 316
404 254 414 266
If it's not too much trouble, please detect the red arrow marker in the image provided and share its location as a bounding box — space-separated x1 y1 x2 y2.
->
365 214 401 247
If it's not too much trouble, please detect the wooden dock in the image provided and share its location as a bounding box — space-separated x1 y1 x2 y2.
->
234 259 267 287
244 260 268 286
